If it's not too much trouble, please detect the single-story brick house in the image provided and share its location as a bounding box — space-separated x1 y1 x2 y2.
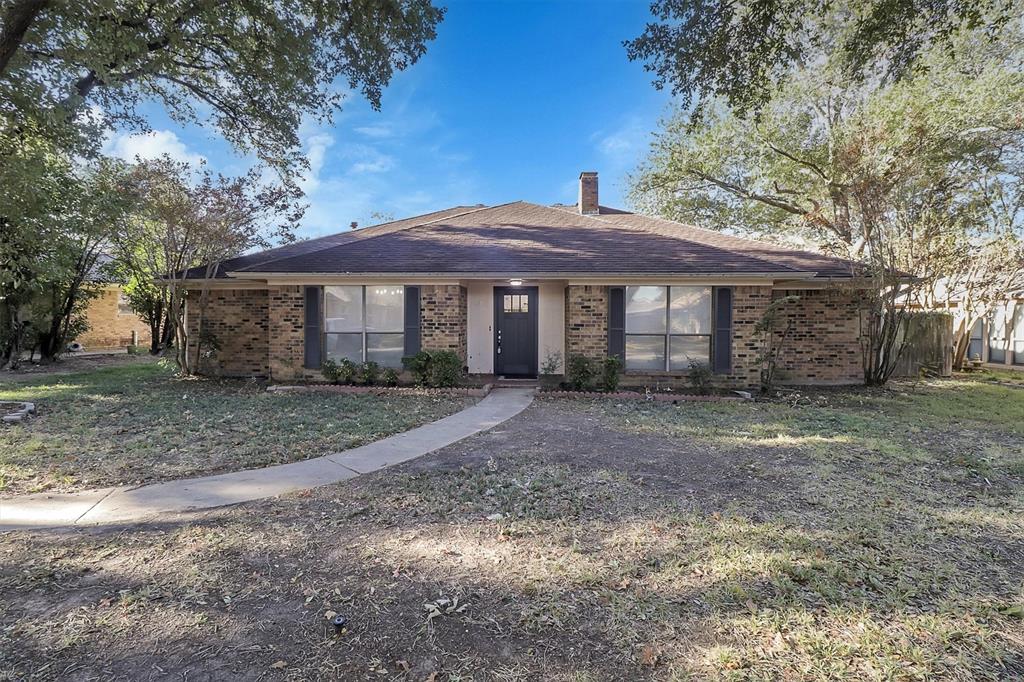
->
183 172 867 388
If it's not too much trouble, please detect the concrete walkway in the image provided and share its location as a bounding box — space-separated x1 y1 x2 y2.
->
0 388 534 531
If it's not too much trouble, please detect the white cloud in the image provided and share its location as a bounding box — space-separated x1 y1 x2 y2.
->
347 144 395 174
105 129 206 166
354 125 394 139
595 117 648 158
299 132 335 192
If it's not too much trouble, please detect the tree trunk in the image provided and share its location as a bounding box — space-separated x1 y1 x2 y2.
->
0 0 49 77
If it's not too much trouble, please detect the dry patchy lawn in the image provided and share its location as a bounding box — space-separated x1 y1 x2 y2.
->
0 360 469 495
1 375 1022 680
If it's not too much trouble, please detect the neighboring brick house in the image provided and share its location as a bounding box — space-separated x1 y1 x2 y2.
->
183 172 869 387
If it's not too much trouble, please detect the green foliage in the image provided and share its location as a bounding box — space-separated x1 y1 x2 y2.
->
625 0 1013 119
428 351 462 388
0 137 132 365
402 351 433 387
599 356 623 393
1 1 445 178
357 361 381 386
541 350 564 376
382 368 400 387
321 358 357 385
566 355 596 391
401 350 462 388
687 359 714 395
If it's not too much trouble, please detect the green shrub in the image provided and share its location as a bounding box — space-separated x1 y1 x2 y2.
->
382 368 399 387
566 354 595 391
357 361 381 386
600 355 622 392
541 350 563 376
321 358 357 384
402 351 433 386
687 359 714 395
321 358 340 383
429 350 462 388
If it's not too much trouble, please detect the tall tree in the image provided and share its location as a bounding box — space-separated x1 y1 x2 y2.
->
631 14 1024 384
122 156 302 375
626 0 1015 119
0 0 445 174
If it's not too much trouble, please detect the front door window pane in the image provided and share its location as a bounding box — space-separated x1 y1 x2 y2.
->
626 286 667 333
366 286 404 332
367 333 404 367
324 333 362 363
670 287 711 334
325 286 362 332
625 335 665 370
670 335 710 370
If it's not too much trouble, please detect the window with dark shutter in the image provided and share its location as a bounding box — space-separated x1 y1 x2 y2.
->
304 286 322 369
608 286 625 360
404 285 421 357
712 287 733 374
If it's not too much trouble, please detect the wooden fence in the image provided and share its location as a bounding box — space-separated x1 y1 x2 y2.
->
893 312 953 378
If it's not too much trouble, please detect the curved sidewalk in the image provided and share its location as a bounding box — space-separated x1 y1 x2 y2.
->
0 388 535 531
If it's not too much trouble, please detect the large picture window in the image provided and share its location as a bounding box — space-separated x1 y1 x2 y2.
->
624 285 711 371
324 285 405 367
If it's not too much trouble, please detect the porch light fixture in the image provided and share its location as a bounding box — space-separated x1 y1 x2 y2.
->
509 279 523 287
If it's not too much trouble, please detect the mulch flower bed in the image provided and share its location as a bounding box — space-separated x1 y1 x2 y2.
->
539 389 745 402
266 384 493 398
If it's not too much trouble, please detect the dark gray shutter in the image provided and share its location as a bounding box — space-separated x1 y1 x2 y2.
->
608 286 625 360
404 285 421 356
712 287 733 374
303 286 322 369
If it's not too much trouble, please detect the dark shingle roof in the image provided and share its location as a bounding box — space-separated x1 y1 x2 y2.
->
191 202 858 279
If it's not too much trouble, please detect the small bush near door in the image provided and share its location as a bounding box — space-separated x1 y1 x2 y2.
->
401 350 463 388
566 354 595 391
429 350 462 388
600 356 623 392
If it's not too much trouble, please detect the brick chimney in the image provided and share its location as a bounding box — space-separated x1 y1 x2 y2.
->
578 171 599 215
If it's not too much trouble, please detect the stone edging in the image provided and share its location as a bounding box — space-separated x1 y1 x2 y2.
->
1 402 36 423
266 384 493 398
539 390 746 402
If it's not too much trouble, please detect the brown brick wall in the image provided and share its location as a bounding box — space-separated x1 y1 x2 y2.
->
772 288 864 384
421 285 467 362
78 286 152 350
564 285 607 359
186 288 269 377
561 283 863 388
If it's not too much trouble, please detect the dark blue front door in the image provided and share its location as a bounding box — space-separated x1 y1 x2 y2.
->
494 286 538 377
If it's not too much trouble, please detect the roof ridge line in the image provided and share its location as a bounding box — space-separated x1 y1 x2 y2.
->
576 207 809 275
236 204 496 273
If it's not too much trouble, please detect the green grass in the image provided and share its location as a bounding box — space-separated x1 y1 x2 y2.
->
0 361 469 495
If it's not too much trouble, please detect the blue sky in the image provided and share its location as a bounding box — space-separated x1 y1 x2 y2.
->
104 0 674 240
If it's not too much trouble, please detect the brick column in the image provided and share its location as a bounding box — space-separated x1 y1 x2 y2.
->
268 285 306 381
724 285 772 387
421 285 467 361
564 285 607 361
